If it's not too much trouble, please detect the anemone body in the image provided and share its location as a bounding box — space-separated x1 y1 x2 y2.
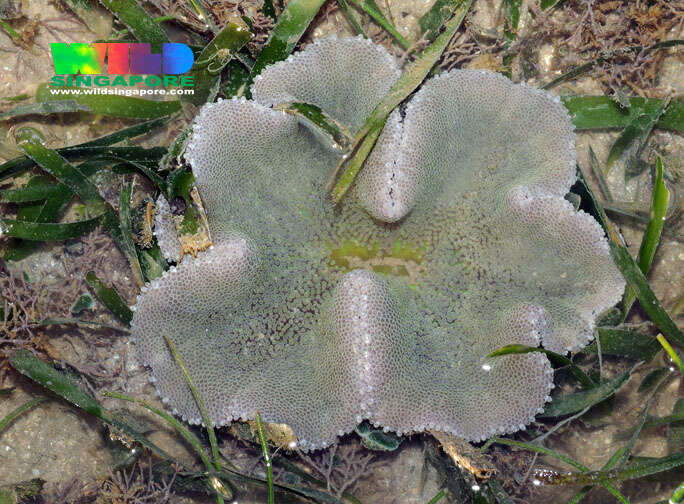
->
134 36 625 450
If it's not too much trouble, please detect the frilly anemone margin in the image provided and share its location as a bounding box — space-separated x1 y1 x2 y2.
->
132 36 625 451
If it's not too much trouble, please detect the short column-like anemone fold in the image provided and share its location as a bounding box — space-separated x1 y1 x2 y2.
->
251 35 401 134
132 37 626 450
154 195 181 262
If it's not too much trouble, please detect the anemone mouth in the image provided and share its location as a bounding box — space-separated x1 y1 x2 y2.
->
328 239 425 278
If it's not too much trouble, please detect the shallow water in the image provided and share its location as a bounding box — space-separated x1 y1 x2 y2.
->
0 0 682 502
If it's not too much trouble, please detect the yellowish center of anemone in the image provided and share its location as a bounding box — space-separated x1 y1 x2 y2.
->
329 240 424 277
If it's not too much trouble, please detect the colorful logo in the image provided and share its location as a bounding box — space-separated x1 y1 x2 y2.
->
49 42 195 89
50 43 194 74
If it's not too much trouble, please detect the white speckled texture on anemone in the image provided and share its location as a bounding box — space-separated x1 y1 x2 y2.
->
153 195 181 262
133 36 625 450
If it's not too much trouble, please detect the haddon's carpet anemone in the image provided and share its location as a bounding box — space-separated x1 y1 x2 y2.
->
132 36 625 451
